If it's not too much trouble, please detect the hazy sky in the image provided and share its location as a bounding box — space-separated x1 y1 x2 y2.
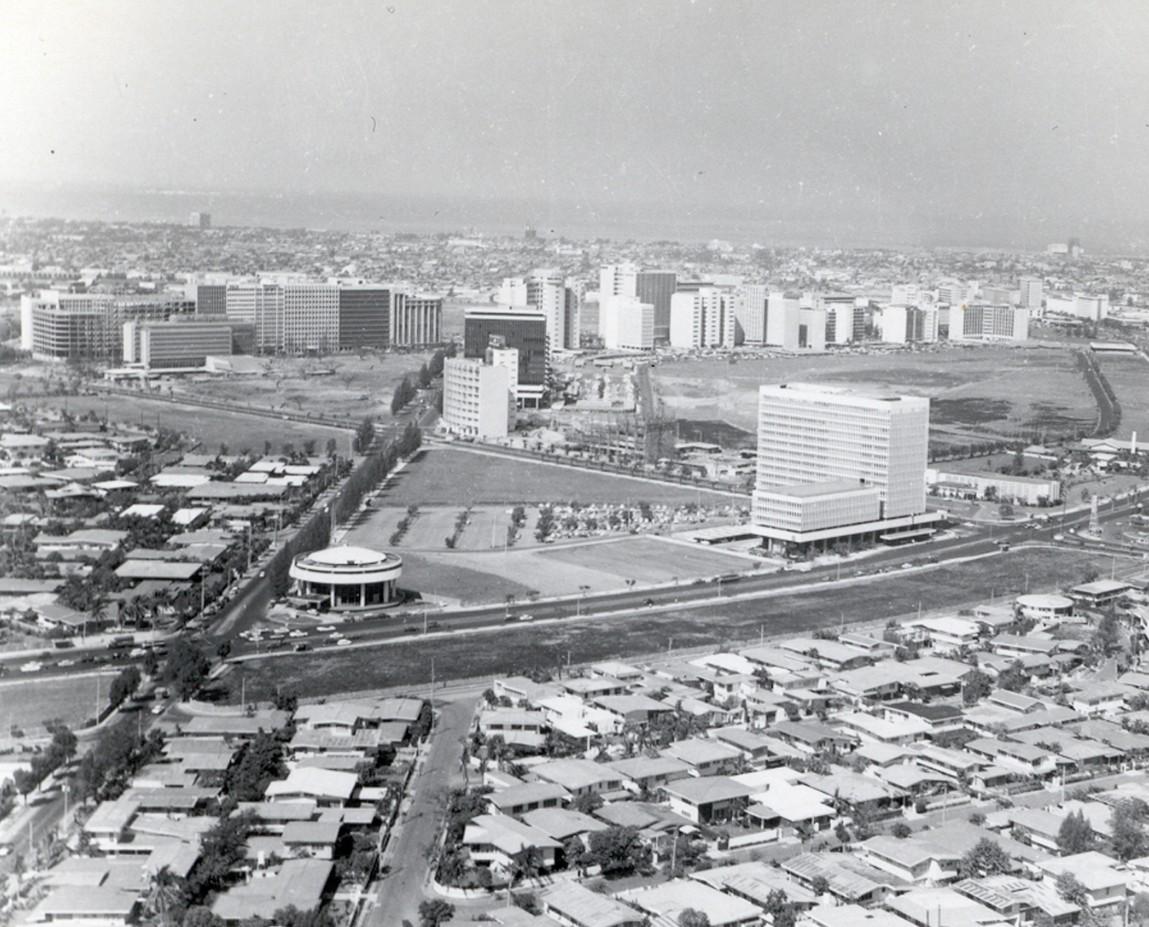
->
3 0 1149 240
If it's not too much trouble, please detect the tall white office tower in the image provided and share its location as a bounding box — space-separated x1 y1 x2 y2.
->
599 296 654 351
668 287 737 349
599 263 639 300
1019 277 1043 310
500 268 578 353
752 384 931 549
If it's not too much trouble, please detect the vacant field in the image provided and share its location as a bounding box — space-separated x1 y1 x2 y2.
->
38 394 351 455
225 547 1118 701
654 345 1096 438
180 352 432 422
380 448 738 506
0 672 119 736
1098 355 1149 441
539 537 752 584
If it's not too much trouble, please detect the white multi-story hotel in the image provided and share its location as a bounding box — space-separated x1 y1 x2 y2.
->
599 295 654 351
949 304 1029 342
752 383 938 552
879 305 939 344
669 287 737 349
442 354 516 439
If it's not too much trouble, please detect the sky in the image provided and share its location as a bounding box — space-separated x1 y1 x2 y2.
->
2 0 1149 246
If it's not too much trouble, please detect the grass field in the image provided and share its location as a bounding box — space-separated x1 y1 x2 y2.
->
381 448 739 506
0 672 118 736
653 345 1096 438
224 547 1117 701
38 394 352 455
1098 355 1149 441
538 537 753 584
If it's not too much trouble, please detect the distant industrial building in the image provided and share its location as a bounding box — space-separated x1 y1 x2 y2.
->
463 308 548 407
949 304 1029 342
598 296 655 351
752 383 938 552
926 467 1061 506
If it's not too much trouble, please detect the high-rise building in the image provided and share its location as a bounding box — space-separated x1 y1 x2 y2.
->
766 292 801 349
123 318 234 369
337 286 391 349
1019 277 1043 310
818 295 864 345
194 284 228 316
669 287 736 349
798 307 827 351
949 305 1029 342
463 308 548 407
635 271 677 343
390 294 442 346
501 268 579 352
598 296 654 351
22 290 194 362
599 263 639 301
752 383 933 551
442 355 516 439
189 212 211 229
879 305 939 344
283 284 339 353
225 283 286 353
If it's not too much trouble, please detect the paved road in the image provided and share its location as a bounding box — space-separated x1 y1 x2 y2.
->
370 694 477 927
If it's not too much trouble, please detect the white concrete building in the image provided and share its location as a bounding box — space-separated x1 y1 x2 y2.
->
879 305 939 344
949 304 1029 342
599 262 638 300
442 356 516 439
669 287 737 349
752 383 934 550
599 295 654 351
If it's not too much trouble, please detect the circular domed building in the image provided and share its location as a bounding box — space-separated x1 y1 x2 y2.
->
289 544 402 611
1015 592 1074 622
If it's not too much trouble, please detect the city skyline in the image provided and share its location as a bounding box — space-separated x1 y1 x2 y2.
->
3 1 1149 250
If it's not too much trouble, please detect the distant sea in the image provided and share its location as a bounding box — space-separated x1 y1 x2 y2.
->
0 183 1138 253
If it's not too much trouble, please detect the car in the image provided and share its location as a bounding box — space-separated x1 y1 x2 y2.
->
288 630 306 638
59 659 77 667
150 704 165 715
402 626 419 634
336 638 352 647
901 562 913 569
317 625 336 633
643 598 655 607
293 643 312 652
19 662 42 673
518 613 535 622
428 621 442 630
1053 533 1065 541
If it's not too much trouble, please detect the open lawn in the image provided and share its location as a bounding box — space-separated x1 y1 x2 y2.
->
1098 354 1149 442
380 447 738 506
38 394 351 455
653 345 1096 439
224 547 1118 700
0 672 118 736
538 537 753 584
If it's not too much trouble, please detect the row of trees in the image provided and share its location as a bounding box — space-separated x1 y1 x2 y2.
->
10 724 77 803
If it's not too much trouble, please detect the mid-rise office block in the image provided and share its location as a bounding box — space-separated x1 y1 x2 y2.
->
442 356 515 439
950 304 1029 342
463 308 548 407
798 307 826 350
22 291 193 362
501 269 578 352
669 287 736 349
753 383 930 543
879 306 939 344
891 284 921 306
188 212 211 229
194 284 228 316
599 263 638 300
123 319 234 369
820 296 865 345
599 296 654 351
734 285 768 345
391 294 442 346
979 285 1014 306
225 283 286 353
636 271 677 343
1019 277 1043 310
337 286 391 349
767 292 802 349
283 284 339 353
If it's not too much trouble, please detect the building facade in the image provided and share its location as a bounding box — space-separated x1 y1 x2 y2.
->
463 308 548 406
669 287 737 349
123 319 235 369
599 295 655 351
636 270 677 343
442 356 516 438
390 293 442 346
949 305 1029 342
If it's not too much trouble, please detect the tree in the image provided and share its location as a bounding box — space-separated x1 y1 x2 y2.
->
957 838 1012 878
1057 809 1095 856
182 906 223 927
1092 611 1122 658
585 826 649 876
1111 800 1149 861
1055 871 1093 922
762 889 796 927
146 866 188 927
162 639 210 698
890 821 913 839
418 363 432 389
997 661 1029 693
678 910 711 927
225 732 287 802
809 875 830 897
418 900 454 927
962 669 993 706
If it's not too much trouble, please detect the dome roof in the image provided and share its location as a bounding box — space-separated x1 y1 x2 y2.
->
303 545 390 567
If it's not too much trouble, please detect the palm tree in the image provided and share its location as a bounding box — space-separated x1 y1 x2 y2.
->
145 866 186 927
